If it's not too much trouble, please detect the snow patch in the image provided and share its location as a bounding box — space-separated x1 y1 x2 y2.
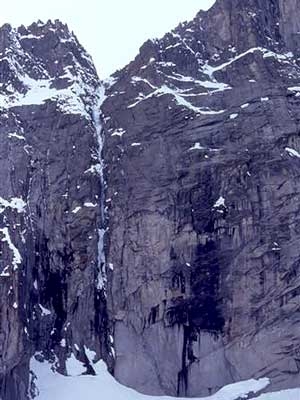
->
84 346 97 364
213 196 226 209
203 47 294 79
0 197 26 214
8 132 26 140
84 164 102 175
131 76 157 90
159 85 226 114
165 72 231 92
189 142 205 151
288 86 300 92
128 83 226 114
72 206 82 214
0 227 22 270
288 87 300 97
39 304 51 316
111 128 126 137
241 103 249 109
84 202 97 208
0 75 90 118
65 354 86 376
0 266 10 277
285 147 300 158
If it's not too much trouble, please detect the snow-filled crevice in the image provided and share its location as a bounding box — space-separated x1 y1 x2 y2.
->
88 83 116 367
91 84 107 292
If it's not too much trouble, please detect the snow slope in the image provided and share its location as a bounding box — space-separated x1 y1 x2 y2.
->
30 357 300 400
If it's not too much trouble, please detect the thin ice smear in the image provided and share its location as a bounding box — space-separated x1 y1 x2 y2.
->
92 85 107 291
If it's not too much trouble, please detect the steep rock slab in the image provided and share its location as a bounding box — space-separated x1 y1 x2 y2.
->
102 0 300 397
0 21 109 400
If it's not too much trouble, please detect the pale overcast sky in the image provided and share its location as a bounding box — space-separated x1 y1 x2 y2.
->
1 0 215 77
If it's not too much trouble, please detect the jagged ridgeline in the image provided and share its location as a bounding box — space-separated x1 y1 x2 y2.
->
1 0 300 398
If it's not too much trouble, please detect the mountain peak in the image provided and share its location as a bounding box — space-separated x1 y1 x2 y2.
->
0 19 99 117
18 19 71 39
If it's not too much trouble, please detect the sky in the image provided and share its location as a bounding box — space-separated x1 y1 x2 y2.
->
1 0 216 77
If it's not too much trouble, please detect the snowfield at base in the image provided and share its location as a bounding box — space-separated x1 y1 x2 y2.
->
256 390 300 400
30 357 300 400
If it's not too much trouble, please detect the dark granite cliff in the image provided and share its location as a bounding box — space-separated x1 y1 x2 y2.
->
0 20 110 400
102 0 300 396
0 0 300 398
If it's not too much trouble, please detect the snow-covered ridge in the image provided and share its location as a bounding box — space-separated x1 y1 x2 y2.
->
30 356 300 400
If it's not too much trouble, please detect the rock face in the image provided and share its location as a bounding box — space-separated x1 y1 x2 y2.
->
0 21 110 400
1 0 300 399
102 0 300 397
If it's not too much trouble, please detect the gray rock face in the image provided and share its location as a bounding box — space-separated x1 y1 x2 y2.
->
0 21 110 400
1 0 300 398
102 0 300 397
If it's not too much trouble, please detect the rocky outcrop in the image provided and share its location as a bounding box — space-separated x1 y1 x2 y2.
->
102 0 300 397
